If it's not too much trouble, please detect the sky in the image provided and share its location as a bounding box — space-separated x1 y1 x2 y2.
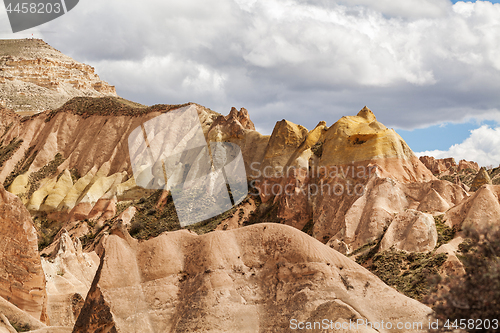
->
1 0 500 166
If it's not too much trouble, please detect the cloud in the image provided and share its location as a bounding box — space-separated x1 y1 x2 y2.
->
416 125 500 167
2 0 500 136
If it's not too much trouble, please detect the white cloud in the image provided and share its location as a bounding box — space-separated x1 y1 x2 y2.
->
2 0 500 134
417 125 500 167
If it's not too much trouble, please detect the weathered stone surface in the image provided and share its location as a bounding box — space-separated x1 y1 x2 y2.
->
318 177 466 252
0 39 116 115
444 185 500 229
419 156 456 175
319 107 433 182
42 233 99 327
0 186 48 322
470 166 492 191
435 237 466 277
73 224 431 333
458 159 479 172
259 119 309 177
0 296 46 331
380 209 437 252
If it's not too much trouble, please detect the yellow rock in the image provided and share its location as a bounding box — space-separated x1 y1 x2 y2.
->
102 171 128 199
470 167 492 191
284 121 327 168
27 177 57 211
8 172 29 200
260 120 308 176
42 169 73 211
58 165 98 211
116 176 156 201
116 176 137 197
79 172 125 205
320 106 414 166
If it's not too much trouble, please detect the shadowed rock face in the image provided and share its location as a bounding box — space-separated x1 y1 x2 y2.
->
470 167 492 192
73 224 431 333
0 185 48 323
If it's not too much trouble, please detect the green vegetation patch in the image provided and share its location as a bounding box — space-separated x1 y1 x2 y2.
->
128 190 181 240
434 214 457 248
353 227 387 265
369 249 447 301
428 226 500 331
128 190 252 240
33 212 61 251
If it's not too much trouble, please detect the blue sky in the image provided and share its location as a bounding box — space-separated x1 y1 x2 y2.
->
1 0 500 166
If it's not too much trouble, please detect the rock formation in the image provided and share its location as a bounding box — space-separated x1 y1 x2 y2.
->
73 223 431 333
444 184 500 229
0 39 116 115
379 209 437 252
0 185 48 323
41 233 99 327
469 166 492 191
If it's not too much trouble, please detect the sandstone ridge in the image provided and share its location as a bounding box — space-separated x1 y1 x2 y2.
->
0 39 116 115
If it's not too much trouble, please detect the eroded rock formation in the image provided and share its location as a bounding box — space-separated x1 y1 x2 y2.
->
0 185 48 323
0 39 116 114
73 224 431 333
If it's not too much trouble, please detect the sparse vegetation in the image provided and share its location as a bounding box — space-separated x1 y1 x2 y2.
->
34 212 61 251
427 225 500 332
3 145 37 189
26 153 65 198
369 249 447 301
11 322 31 332
434 215 457 248
311 140 323 157
0 137 23 168
44 97 195 121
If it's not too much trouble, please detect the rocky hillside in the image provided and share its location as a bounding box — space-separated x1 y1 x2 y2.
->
0 41 499 332
0 39 116 115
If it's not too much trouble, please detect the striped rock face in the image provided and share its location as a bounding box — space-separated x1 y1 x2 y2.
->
0 185 48 323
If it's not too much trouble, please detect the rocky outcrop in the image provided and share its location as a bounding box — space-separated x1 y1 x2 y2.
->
379 209 437 252
419 156 480 176
0 185 48 323
458 159 479 172
470 167 491 191
317 177 467 251
0 39 116 114
42 233 99 327
73 223 431 333
0 99 220 218
444 185 500 229
419 156 456 175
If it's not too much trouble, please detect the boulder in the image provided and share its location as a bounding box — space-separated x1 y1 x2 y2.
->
380 209 438 252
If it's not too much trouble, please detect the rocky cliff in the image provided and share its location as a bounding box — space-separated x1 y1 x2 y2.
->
0 39 116 115
1 40 499 333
